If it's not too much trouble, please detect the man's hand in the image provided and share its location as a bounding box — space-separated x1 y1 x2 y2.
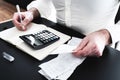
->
13 11 33 31
73 29 111 57
12 8 40 31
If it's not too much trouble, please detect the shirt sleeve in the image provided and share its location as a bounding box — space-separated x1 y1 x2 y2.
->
106 20 120 48
27 0 53 18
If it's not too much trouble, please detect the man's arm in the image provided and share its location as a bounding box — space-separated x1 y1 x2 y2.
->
27 7 40 19
27 0 53 18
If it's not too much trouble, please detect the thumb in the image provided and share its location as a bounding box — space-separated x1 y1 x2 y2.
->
22 12 34 28
74 38 89 51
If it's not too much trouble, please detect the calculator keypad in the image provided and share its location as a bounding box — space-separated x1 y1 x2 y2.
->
33 30 59 44
19 30 60 50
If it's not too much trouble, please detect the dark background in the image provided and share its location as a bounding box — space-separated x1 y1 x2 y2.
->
4 0 32 9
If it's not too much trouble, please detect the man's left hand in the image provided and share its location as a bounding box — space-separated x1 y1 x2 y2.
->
73 29 111 57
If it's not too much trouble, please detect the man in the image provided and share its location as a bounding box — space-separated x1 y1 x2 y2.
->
13 0 120 57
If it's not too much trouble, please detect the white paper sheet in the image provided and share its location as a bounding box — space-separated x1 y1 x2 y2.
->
67 37 82 46
50 37 82 55
38 44 86 80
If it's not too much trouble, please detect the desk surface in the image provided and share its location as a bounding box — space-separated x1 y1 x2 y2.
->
0 19 120 80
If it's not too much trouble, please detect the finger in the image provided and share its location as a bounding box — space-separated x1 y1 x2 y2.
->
73 50 86 57
13 13 25 31
21 14 33 28
13 13 20 25
80 42 101 57
74 38 89 52
73 43 89 57
73 42 96 57
22 18 30 26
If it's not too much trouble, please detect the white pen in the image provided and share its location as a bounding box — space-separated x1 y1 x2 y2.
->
16 5 25 29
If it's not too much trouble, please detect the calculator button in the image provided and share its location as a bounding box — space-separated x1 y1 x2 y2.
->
20 30 60 50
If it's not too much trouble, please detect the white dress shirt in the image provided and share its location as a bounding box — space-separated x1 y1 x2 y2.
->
27 0 120 47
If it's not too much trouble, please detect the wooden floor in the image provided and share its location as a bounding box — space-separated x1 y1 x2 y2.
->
0 0 25 22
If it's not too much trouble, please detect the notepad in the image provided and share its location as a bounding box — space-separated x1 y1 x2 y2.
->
0 23 71 61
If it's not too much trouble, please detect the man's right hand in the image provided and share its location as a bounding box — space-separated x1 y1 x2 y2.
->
12 11 33 31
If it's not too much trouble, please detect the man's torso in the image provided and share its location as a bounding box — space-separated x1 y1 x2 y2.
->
52 0 120 34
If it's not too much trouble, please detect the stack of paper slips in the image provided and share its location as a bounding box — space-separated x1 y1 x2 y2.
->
38 43 86 80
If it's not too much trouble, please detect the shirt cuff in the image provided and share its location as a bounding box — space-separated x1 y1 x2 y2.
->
27 0 52 18
106 20 120 48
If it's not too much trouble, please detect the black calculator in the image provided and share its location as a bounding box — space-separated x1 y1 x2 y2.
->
19 30 60 50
